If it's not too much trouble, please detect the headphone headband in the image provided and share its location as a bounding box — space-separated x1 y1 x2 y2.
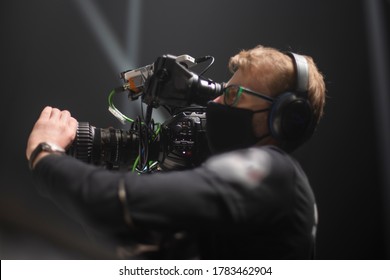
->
286 52 309 93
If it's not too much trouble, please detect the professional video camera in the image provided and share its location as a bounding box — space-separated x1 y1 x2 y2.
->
68 54 223 171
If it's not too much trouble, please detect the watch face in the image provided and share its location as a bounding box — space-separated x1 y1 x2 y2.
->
42 143 51 150
43 142 65 153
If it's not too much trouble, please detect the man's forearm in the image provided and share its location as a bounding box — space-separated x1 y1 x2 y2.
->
32 155 130 233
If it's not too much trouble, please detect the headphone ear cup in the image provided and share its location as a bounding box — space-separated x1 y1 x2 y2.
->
269 92 314 143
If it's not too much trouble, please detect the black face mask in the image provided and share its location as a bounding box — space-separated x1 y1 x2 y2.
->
206 102 270 154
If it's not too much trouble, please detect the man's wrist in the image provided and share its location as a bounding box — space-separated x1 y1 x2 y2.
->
29 142 66 170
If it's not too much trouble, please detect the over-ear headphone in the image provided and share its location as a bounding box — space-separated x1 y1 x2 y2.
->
268 52 315 149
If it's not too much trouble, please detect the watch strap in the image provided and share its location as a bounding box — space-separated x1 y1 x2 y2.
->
29 142 65 170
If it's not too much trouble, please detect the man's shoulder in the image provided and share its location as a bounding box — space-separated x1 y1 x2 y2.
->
205 146 289 167
202 146 291 188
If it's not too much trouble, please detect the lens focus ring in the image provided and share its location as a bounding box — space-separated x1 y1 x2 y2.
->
74 122 94 163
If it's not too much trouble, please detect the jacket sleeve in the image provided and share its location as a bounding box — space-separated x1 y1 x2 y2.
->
32 147 295 234
32 155 236 233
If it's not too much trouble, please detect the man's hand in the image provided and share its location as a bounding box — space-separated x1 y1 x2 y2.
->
26 106 78 165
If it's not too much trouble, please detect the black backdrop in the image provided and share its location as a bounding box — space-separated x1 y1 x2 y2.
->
1 0 389 259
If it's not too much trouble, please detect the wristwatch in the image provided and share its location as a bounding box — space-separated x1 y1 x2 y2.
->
29 142 66 170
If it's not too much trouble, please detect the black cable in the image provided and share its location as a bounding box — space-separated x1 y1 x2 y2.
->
196 55 215 76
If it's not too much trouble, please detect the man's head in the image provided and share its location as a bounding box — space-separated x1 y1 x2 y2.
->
206 45 326 153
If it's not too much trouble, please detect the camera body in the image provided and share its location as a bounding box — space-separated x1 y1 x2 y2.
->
69 54 221 171
121 54 221 108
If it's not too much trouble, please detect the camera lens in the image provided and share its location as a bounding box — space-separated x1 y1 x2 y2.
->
68 122 139 169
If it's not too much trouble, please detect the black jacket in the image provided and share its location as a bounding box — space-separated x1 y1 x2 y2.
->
32 146 317 259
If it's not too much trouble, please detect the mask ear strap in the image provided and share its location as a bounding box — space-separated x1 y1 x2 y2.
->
255 132 271 143
253 108 270 113
252 108 271 143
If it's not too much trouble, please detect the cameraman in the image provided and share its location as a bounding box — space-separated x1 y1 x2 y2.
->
26 45 325 259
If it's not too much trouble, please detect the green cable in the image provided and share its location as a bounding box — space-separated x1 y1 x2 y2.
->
108 89 134 123
107 89 163 173
132 156 140 172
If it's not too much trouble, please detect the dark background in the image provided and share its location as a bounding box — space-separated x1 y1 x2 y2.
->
1 0 389 259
